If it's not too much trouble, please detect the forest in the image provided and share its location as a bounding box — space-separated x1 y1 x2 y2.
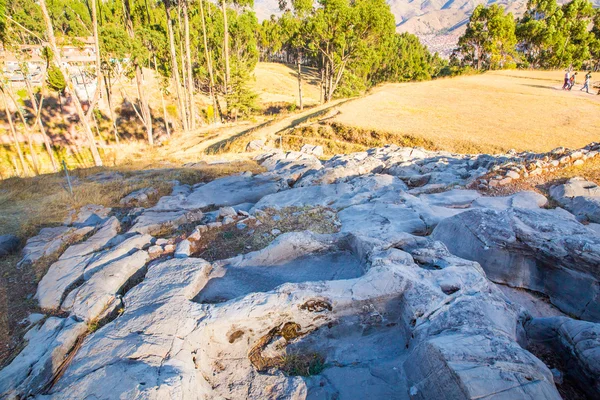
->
454 0 600 71
0 0 444 175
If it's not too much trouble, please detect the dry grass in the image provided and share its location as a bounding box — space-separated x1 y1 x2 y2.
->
482 157 600 199
191 206 339 262
253 63 321 107
283 122 437 156
331 70 600 154
0 161 263 239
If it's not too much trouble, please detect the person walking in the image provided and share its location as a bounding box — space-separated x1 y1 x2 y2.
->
581 72 592 93
568 72 577 91
563 70 571 90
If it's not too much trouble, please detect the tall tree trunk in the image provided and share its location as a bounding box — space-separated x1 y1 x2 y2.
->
91 0 118 144
163 0 188 132
176 4 190 130
39 0 103 166
222 0 230 100
183 0 195 129
200 0 219 123
124 0 153 145
103 71 119 143
1 89 27 175
23 69 58 172
297 52 303 111
154 55 171 137
5 85 41 175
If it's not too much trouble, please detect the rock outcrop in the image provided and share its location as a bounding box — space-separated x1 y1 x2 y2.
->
3 144 600 399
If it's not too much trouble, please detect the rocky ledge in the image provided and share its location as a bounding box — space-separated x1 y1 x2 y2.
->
1 144 599 399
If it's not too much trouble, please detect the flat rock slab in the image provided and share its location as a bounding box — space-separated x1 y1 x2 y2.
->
119 187 158 207
129 210 202 235
60 217 120 260
253 174 408 211
196 234 363 303
63 250 150 322
18 226 93 267
63 204 111 227
432 207 600 321
339 202 428 240
36 218 122 310
46 258 211 399
0 316 86 399
550 177 600 223
153 174 286 211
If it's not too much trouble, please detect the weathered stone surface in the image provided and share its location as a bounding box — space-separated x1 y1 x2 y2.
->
550 177 600 223
60 217 120 260
35 220 130 311
18 226 93 267
63 205 111 227
339 202 428 239
158 173 287 211
42 233 560 399
119 187 159 207
525 316 600 398
46 258 211 399
14 145 600 399
253 174 408 211
432 207 600 321
174 239 192 258
129 210 202 235
62 250 150 322
82 233 153 280
471 191 548 210
0 317 86 399
300 144 324 157
0 234 19 257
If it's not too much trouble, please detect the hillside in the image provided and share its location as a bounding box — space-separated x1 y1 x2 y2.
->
319 70 600 154
255 0 600 56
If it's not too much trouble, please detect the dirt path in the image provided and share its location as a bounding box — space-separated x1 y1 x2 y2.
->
199 100 348 155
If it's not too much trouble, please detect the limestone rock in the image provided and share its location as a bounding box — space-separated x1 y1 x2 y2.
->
119 187 159 207
525 316 600 398
549 177 600 223
300 144 324 157
60 217 120 260
62 250 150 322
0 317 87 399
432 207 600 321
174 239 192 258
63 205 111 227
18 226 93 267
129 210 202 235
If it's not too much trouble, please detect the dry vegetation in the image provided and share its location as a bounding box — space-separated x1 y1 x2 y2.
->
254 63 322 107
482 157 600 202
330 70 600 154
0 160 263 367
191 207 339 262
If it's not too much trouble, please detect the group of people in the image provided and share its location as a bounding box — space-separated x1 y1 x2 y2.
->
563 69 597 94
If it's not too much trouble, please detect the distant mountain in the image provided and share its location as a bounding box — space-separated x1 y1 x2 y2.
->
254 0 599 57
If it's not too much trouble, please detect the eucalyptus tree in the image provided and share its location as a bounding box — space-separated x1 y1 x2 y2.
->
123 0 153 144
457 4 517 70
278 0 312 110
39 0 103 166
306 0 396 102
162 0 188 132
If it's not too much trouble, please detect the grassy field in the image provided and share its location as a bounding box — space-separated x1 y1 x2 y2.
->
330 70 600 154
254 63 322 107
